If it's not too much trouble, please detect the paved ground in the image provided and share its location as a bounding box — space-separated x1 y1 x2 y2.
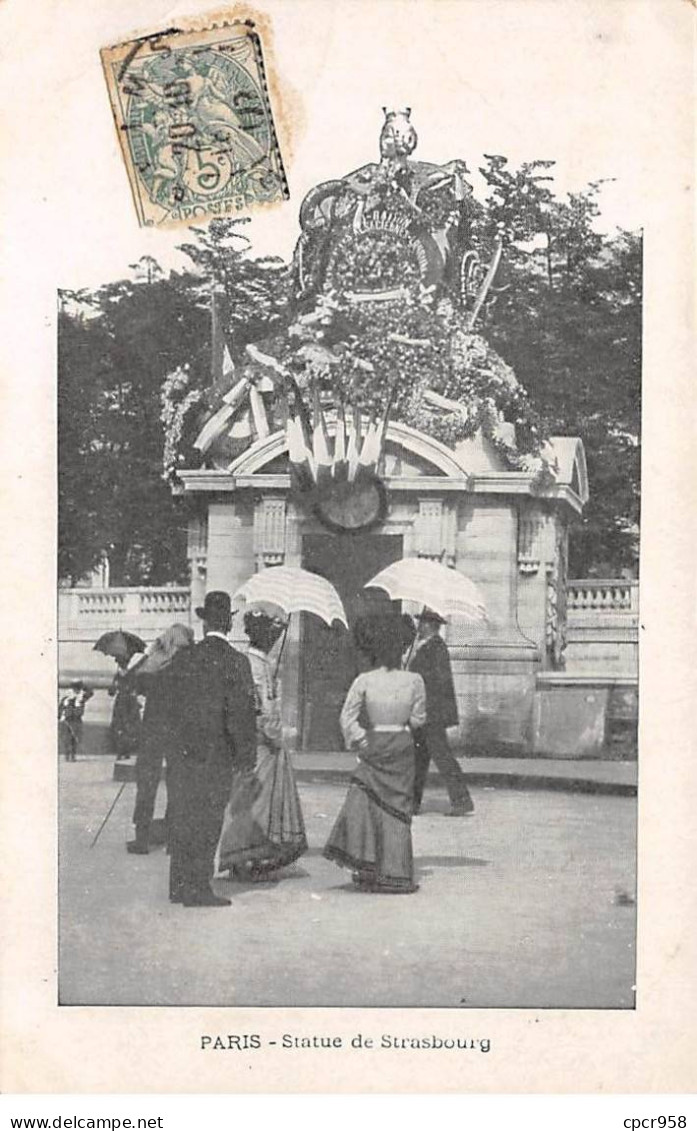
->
59 759 637 1009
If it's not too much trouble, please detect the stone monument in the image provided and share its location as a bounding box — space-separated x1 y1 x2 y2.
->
173 111 588 754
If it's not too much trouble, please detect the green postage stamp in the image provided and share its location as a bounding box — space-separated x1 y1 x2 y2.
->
101 21 289 227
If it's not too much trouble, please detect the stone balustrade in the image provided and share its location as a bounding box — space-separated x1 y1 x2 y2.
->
58 587 192 679
567 579 638 613
70 589 128 619
138 588 191 617
565 578 638 676
59 586 190 636
57 579 639 759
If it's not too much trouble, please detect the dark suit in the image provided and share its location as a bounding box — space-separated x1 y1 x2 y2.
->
168 634 257 901
409 633 473 812
131 664 183 845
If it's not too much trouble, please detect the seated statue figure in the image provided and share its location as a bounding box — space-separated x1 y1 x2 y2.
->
293 109 475 302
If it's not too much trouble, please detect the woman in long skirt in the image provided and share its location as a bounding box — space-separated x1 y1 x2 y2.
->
126 623 195 854
323 614 427 894
108 658 143 760
218 611 307 880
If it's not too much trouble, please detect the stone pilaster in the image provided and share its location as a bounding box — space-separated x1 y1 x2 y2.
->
186 513 208 624
253 495 287 569
414 497 457 565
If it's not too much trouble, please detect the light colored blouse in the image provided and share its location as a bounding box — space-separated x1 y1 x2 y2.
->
248 647 283 749
340 668 427 749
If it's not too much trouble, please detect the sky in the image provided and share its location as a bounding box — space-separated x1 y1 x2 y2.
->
3 0 672 291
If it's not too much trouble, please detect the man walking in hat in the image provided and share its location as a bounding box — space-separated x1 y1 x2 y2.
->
408 609 474 817
168 591 257 907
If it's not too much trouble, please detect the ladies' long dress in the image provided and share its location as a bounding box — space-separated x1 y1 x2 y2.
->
108 669 142 759
323 668 427 893
218 647 307 878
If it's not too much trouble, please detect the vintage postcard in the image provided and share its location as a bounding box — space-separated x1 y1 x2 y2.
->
101 20 289 227
0 0 695 1098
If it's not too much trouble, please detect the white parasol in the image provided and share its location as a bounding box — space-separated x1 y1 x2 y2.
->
234 566 348 678
364 557 487 623
234 566 348 628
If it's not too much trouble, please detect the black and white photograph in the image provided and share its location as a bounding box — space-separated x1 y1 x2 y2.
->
56 5 642 1011
2 0 695 1098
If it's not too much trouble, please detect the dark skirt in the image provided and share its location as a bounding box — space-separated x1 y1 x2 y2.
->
218 746 307 876
323 730 416 892
109 691 142 757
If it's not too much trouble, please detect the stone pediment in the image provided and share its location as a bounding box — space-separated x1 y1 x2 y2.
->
545 437 589 506
228 420 472 481
178 420 588 514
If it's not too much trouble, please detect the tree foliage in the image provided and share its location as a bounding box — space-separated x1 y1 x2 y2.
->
476 157 641 575
58 266 211 585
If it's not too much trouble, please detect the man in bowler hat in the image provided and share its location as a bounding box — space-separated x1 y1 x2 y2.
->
408 608 474 817
168 591 257 906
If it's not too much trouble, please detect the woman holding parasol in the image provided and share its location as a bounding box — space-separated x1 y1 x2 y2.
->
217 608 307 881
94 630 147 762
217 565 346 882
217 566 346 881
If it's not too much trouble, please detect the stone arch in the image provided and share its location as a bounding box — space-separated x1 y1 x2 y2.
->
228 420 473 479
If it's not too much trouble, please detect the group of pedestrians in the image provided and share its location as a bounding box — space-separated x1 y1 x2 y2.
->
92 589 474 906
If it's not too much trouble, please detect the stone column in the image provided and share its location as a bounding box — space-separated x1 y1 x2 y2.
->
205 499 255 645
543 513 569 671
515 502 549 654
278 499 302 750
186 513 208 627
454 498 518 628
450 494 540 755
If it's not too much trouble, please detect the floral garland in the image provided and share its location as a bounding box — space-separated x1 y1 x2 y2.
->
270 290 550 473
160 229 551 479
161 365 203 480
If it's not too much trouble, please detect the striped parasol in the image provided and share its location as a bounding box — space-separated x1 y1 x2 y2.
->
233 566 348 628
364 557 487 623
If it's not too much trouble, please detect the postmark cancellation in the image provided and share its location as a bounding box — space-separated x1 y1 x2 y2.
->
101 21 289 228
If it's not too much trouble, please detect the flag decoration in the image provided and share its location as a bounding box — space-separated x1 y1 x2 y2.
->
284 388 392 533
193 342 278 455
285 388 391 492
191 330 392 531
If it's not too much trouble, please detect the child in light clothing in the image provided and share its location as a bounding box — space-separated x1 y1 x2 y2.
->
59 681 93 762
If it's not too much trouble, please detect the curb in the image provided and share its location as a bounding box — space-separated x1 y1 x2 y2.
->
293 768 636 797
112 760 636 796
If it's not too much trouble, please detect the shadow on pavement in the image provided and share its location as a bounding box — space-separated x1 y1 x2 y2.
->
417 855 490 868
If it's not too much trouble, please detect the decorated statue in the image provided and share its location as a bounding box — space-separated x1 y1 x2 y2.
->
294 108 477 306
163 111 550 519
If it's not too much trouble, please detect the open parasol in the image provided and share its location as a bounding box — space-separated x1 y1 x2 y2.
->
93 630 146 664
234 566 348 628
364 557 487 623
234 566 348 677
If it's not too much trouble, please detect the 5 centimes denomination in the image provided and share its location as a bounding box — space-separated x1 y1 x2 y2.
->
101 21 289 227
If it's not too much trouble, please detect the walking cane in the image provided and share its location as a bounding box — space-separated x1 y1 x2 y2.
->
404 629 419 670
90 781 128 847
